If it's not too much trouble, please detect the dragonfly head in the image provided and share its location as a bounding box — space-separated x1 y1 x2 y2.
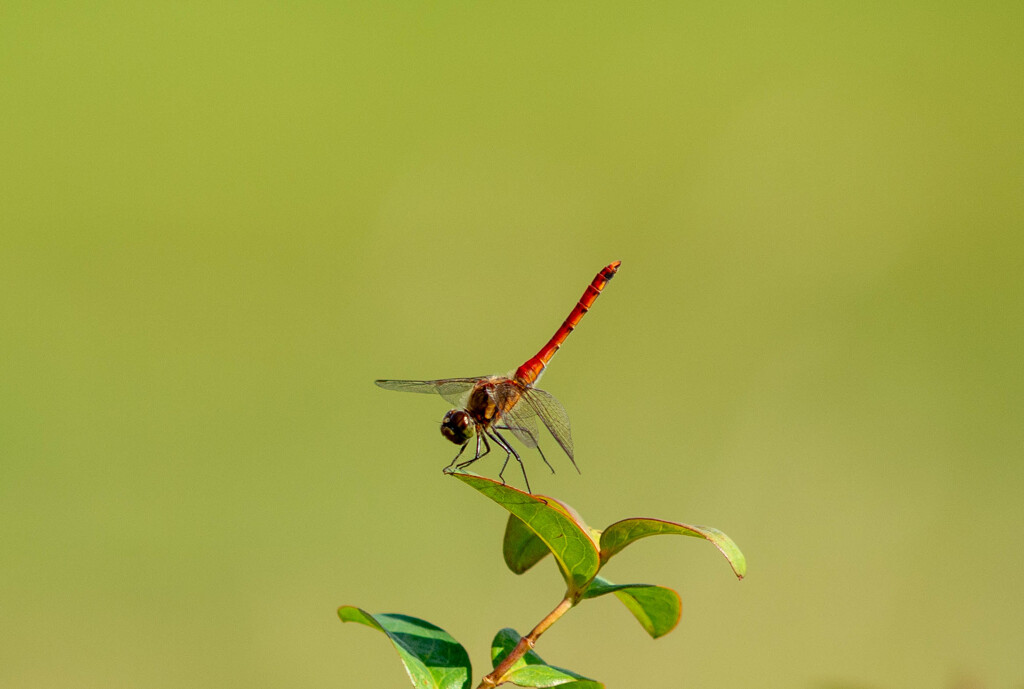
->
441 410 474 446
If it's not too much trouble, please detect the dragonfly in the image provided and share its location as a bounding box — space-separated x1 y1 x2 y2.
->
375 261 620 493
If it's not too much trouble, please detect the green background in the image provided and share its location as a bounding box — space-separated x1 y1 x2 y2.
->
2 3 1021 688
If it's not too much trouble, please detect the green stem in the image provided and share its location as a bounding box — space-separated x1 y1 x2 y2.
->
476 596 574 688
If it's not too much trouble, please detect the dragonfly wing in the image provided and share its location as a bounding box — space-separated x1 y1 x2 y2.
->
499 394 542 448
520 387 575 463
374 378 481 406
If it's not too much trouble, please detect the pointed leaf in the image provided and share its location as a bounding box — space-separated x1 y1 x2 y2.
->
338 606 471 689
535 495 599 542
502 498 599 575
504 514 551 574
491 628 603 688
599 518 746 579
454 473 600 594
581 575 681 639
503 665 603 688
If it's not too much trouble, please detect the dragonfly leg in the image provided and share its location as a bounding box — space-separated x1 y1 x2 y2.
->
443 440 470 473
455 432 491 471
489 428 530 494
534 444 555 475
496 424 555 475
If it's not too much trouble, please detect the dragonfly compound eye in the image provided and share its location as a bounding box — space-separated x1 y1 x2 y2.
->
440 410 474 445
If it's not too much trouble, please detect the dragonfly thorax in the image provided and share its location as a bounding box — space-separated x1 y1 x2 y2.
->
441 409 474 446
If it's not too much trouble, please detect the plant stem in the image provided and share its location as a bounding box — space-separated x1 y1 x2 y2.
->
476 595 575 688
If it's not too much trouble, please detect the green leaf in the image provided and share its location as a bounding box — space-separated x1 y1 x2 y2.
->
338 606 471 689
454 473 600 595
491 628 603 688
580 575 681 639
503 514 551 574
599 518 747 580
502 497 599 575
503 665 604 688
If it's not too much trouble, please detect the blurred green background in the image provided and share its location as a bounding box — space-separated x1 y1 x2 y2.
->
2 2 1021 688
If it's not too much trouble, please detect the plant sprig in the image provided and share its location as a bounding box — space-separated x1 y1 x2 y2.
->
339 473 745 688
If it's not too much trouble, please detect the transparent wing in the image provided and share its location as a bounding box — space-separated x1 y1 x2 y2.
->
374 378 483 406
498 389 542 449
520 387 575 463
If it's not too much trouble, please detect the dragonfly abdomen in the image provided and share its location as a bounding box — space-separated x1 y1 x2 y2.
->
514 261 620 385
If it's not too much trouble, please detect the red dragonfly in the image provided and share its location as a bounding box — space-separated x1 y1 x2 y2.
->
375 261 621 493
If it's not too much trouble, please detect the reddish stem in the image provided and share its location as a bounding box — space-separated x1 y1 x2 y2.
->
476 596 575 688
